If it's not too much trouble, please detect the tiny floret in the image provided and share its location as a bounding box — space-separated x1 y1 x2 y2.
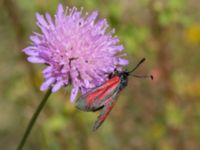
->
23 4 128 102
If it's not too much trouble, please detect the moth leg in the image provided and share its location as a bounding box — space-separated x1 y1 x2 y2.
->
108 72 114 79
108 68 119 79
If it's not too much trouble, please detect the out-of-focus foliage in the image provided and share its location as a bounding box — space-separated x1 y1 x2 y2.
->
0 0 200 149
185 24 200 43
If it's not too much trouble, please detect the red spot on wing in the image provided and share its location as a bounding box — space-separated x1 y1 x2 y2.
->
92 96 116 131
86 76 120 106
98 81 119 100
99 103 114 122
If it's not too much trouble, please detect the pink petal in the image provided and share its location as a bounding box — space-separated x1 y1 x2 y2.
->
43 66 53 74
112 45 124 52
52 81 64 92
27 57 45 63
70 87 79 102
40 78 55 91
45 13 55 29
56 3 64 21
23 48 39 56
118 58 129 65
30 36 41 44
86 11 98 24
95 19 106 29
36 13 48 28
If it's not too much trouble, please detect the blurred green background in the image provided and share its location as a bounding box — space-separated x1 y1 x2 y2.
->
0 0 200 149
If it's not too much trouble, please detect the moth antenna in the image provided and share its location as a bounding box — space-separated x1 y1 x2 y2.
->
129 58 146 73
131 74 153 80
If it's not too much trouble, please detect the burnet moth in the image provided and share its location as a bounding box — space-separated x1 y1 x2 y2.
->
75 58 153 131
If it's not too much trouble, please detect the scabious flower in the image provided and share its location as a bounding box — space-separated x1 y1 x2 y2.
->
23 4 128 102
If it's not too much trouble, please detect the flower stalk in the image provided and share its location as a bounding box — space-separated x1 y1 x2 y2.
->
17 88 52 150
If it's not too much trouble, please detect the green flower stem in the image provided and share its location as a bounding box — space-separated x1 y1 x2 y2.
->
17 88 52 150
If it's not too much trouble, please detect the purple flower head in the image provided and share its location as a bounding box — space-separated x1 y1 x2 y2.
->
23 4 128 102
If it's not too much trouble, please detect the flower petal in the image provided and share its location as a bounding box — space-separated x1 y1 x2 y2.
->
56 3 64 22
52 81 64 92
86 11 98 24
40 77 55 91
118 58 129 65
110 45 124 53
43 66 53 74
70 87 79 102
27 57 45 63
45 13 55 29
23 48 39 56
36 13 48 28
30 36 41 44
